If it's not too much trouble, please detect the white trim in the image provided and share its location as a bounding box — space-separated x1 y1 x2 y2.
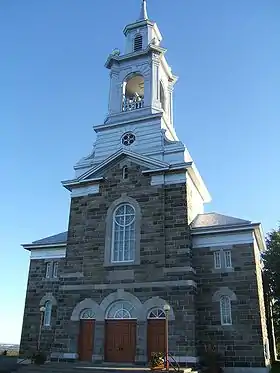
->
76 149 169 181
192 223 260 235
71 184 100 197
192 231 254 248
45 262 52 278
111 203 136 264
30 248 66 260
214 251 221 269
23 243 66 250
224 250 232 269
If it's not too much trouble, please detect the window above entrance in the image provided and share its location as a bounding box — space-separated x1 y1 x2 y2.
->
106 300 136 319
80 308 95 320
148 308 166 319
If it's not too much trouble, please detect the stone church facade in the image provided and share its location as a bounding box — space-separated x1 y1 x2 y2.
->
20 2 271 372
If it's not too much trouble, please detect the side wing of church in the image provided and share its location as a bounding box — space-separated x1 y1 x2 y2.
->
20 2 271 372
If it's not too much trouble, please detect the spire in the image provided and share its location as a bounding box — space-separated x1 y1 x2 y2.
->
138 0 148 21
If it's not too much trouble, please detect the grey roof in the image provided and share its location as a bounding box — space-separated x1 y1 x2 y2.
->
191 212 251 229
31 231 68 245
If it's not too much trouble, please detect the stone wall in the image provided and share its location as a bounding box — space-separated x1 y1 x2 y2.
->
19 258 63 357
193 242 268 369
20 159 196 362
54 160 195 361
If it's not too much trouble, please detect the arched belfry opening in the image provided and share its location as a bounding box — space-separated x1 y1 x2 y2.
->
160 82 166 112
122 74 144 112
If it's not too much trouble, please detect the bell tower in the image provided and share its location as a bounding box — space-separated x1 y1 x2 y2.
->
71 0 211 220
105 0 177 139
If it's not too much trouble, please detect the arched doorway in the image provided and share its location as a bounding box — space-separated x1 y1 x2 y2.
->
147 308 166 360
104 300 137 363
78 308 95 362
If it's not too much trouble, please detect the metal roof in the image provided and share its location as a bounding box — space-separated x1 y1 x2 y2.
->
31 231 68 245
191 212 251 229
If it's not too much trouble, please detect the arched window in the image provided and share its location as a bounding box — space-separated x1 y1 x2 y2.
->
80 308 95 320
112 204 136 263
122 166 128 179
43 301 52 327
148 308 166 319
160 82 166 112
106 301 135 319
220 296 232 325
134 34 143 52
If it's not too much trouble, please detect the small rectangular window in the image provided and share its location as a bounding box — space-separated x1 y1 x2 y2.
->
53 262 59 278
45 262 52 278
214 251 221 269
224 250 232 268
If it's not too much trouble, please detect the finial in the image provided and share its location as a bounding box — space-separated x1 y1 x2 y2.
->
138 0 148 21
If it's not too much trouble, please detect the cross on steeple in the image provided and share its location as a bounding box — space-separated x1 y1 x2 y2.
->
138 0 148 20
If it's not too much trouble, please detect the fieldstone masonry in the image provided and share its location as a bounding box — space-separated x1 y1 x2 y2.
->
19 159 271 371
193 242 269 369
19 3 272 371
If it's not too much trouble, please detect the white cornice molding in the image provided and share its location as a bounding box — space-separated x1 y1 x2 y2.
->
22 243 66 251
186 163 211 203
191 222 260 236
105 45 167 70
94 112 163 132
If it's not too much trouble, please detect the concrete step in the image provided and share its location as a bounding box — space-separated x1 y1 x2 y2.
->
16 363 199 373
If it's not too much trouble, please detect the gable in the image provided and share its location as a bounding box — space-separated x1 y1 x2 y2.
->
78 149 169 182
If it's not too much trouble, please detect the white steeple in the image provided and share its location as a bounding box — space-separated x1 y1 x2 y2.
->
70 1 211 215
138 0 148 21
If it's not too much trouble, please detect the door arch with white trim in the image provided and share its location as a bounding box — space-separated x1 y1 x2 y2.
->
105 301 137 363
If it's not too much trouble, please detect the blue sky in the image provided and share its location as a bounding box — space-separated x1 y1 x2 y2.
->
0 0 279 344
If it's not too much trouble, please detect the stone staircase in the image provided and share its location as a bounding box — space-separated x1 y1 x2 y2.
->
13 363 199 373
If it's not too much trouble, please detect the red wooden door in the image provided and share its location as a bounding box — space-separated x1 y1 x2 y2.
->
105 320 136 363
78 319 94 361
147 319 166 360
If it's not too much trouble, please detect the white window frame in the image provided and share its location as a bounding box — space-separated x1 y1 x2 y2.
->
214 251 221 269
111 203 136 264
52 262 59 278
106 301 135 320
122 166 128 180
224 250 232 268
220 296 232 326
148 308 166 319
45 262 52 278
43 301 52 327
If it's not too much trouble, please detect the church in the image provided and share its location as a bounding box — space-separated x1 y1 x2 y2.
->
20 2 271 372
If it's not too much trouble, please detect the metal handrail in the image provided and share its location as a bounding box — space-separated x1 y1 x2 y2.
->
167 352 181 372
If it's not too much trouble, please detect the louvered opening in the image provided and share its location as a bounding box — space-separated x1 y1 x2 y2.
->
134 34 143 52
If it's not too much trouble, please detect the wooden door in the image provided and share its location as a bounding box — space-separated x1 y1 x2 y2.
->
78 319 94 361
147 319 166 360
105 320 136 363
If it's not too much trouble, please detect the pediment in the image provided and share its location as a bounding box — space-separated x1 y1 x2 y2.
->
78 149 169 182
